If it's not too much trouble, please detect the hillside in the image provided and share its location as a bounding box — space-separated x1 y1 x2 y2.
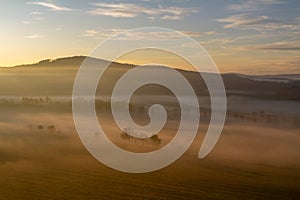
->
0 56 299 100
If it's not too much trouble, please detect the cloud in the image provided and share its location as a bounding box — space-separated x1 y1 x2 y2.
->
181 42 198 48
114 31 190 40
23 21 32 24
88 3 137 18
82 30 98 37
226 39 300 51
25 34 43 39
161 15 181 20
181 31 216 37
217 14 278 29
30 11 43 15
181 31 201 37
81 28 125 38
199 33 274 47
88 3 198 20
28 2 75 11
251 41 300 50
217 13 300 31
81 28 203 40
200 38 234 45
229 0 285 12
203 31 217 35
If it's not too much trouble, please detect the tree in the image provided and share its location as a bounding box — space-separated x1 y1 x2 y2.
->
37 125 44 130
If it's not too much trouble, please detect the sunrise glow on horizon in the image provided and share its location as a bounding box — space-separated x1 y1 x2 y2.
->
0 0 299 74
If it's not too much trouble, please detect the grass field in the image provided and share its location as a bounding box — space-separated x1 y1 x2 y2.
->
0 101 299 199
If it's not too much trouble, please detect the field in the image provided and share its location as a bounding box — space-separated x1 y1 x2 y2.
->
0 97 299 200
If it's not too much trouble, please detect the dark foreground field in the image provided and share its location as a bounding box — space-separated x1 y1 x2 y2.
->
0 102 299 200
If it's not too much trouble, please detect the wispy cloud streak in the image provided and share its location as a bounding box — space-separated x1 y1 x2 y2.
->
88 3 198 20
28 2 75 11
228 0 285 12
217 13 300 31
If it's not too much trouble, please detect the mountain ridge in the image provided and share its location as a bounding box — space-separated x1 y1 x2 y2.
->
1 56 300 77
0 56 299 100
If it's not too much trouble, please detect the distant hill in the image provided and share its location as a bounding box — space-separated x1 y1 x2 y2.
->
0 56 299 100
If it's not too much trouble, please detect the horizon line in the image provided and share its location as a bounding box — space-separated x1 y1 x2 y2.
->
0 55 299 76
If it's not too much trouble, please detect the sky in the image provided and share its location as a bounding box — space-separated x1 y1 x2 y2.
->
0 0 300 74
